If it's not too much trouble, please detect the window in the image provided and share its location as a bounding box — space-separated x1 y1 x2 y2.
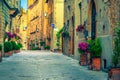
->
91 0 96 40
79 2 82 24
45 0 49 3
23 26 27 31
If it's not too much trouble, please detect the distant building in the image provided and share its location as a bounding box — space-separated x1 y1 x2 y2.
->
43 0 54 49
20 9 27 50
51 0 64 51
27 0 43 50
27 0 54 50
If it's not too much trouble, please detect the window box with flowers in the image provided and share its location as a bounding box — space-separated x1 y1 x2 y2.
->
78 41 89 66
76 24 84 37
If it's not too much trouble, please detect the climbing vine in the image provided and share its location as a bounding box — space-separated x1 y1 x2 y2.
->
56 27 63 49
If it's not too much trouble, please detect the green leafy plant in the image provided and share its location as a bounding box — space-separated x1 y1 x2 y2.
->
88 38 102 58
112 22 120 67
62 31 69 38
40 41 45 46
15 44 20 50
0 44 2 51
32 47 37 50
4 42 12 52
44 45 50 50
18 43 23 48
10 41 17 50
56 27 63 49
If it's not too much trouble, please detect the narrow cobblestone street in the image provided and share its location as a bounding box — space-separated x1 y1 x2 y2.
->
0 51 107 80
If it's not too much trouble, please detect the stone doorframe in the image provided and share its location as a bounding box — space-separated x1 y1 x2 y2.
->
88 0 98 39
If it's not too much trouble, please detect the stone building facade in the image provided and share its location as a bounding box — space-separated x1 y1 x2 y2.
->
20 9 27 50
63 0 120 70
27 0 54 50
43 0 54 48
51 0 64 51
63 0 75 55
0 0 21 55
27 0 43 49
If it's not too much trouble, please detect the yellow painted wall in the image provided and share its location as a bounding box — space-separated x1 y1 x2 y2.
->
27 0 43 49
20 10 27 50
43 0 53 47
51 0 64 50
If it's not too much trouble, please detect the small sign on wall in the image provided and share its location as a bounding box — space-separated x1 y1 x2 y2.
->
51 23 55 29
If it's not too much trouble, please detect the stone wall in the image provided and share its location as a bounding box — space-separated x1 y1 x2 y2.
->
99 35 113 70
74 0 88 60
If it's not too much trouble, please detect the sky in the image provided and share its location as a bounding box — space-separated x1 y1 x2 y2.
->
21 0 27 10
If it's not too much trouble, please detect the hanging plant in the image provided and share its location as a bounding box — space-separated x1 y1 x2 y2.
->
62 31 69 38
76 24 84 32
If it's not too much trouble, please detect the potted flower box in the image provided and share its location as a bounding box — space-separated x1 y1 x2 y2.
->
108 25 120 80
78 41 89 66
88 38 102 71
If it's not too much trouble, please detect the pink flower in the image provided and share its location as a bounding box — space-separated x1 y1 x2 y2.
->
78 41 89 54
76 24 84 32
6 32 17 38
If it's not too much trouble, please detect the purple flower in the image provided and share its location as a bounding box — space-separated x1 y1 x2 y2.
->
6 32 16 38
76 24 84 32
78 42 89 54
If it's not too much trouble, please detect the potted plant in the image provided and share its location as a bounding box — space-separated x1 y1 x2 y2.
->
78 41 89 66
10 41 17 53
88 38 102 71
0 44 2 61
62 31 69 38
108 26 120 80
44 45 50 50
14 44 20 53
4 41 13 57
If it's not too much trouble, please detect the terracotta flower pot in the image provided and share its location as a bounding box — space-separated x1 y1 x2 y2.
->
14 50 20 53
4 52 10 57
88 63 93 70
92 58 101 71
108 68 120 80
79 54 87 66
8 51 13 56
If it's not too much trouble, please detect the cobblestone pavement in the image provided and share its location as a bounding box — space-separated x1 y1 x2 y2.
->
0 50 108 80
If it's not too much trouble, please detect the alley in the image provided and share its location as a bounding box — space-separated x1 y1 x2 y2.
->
0 51 107 80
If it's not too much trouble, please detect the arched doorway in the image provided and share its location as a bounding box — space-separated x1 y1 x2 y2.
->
91 0 96 40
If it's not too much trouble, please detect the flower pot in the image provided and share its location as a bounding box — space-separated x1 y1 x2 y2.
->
92 58 101 71
14 50 20 53
108 68 120 80
4 52 10 57
79 54 87 66
8 51 13 56
88 63 93 70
